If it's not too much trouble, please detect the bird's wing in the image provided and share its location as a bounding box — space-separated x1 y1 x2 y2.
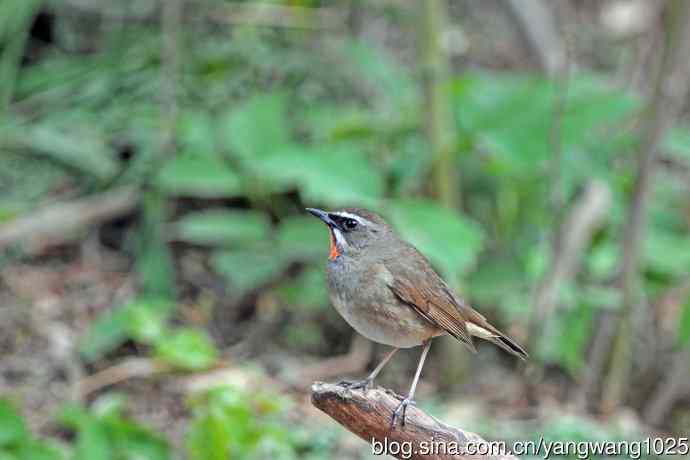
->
384 244 528 360
383 248 477 352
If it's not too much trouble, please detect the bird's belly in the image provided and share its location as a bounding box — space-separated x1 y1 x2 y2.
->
329 292 441 348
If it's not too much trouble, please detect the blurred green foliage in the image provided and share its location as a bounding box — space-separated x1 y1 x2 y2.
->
80 298 218 371
61 394 170 460
186 386 302 460
0 400 65 460
1 386 329 460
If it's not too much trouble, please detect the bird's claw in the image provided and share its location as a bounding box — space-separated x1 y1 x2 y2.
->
337 378 373 391
390 397 415 429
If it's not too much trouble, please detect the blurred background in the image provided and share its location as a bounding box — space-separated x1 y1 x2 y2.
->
1 0 689 458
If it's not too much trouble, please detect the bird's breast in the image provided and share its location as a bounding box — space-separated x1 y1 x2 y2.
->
325 260 441 348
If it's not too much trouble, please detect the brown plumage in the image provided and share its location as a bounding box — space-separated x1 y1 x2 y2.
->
387 240 527 359
307 206 527 427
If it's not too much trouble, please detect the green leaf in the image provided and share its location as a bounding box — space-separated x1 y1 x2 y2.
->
3 123 118 182
125 304 168 345
261 145 384 207
467 259 527 316
155 329 218 371
662 126 690 161
105 419 170 460
61 400 169 460
274 266 328 312
275 216 327 261
388 200 484 282
78 306 131 362
579 285 621 310
0 400 27 448
186 408 232 460
587 243 619 280
14 440 65 460
452 73 637 182
301 105 379 143
156 153 242 198
79 298 173 361
644 229 690 276
548 303 595 373
73 419 111 460
222 92 289 163
91 393 127 420
174 210 271 246
137 191 175 299
178 110 216 157
211 249 289 298
344 40 417 108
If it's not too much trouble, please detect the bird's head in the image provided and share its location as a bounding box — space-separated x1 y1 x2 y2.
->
306 207 391 260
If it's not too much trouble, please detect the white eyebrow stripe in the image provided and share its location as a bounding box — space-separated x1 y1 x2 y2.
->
332 211 372 226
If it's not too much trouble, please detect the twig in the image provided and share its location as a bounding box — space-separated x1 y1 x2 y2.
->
210 4 346 30
602 0 690 412
0 186 139 250
311 382 519 460
160 0 180 157
643 346 690 425
505 0 566 76
420 0 458 208
79 357 169 397
641 279 690 424
529 180 611 346
576 311 616 413
657 154 690 187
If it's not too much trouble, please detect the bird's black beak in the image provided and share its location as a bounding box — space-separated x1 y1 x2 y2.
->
306 208 337 227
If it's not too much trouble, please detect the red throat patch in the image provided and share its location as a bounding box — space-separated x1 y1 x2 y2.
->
328 228 340 260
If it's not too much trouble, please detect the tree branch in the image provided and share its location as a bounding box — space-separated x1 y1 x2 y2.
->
602 0 690 412
311 382 518 460
0 186 139 251
529 180 611 347
420 0 458 208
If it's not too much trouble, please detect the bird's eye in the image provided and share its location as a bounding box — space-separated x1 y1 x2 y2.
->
344 218 358 230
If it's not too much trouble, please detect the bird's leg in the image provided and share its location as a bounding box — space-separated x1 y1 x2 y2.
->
338 347 398 390
391 339 432 429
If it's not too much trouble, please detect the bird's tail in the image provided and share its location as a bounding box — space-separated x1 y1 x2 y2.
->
466 320 528 360
487 332 528 360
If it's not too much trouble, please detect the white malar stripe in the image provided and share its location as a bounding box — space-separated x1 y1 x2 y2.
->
332 228 349 248
332 211 371 226
466 322 496 339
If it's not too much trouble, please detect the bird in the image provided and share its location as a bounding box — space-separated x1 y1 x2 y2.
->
306 207 527 428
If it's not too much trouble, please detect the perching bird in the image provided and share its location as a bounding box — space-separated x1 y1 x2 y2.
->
307 207 527 428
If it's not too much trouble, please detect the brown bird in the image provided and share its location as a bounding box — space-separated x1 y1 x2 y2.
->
307 207 527 427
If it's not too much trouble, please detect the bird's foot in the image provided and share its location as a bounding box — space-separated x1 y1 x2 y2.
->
337 377 373 391
390 397 415 429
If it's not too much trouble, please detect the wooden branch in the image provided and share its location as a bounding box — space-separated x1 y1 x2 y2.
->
79 357 168 397
529 180 611 345
0 186 139 251
311 382 518 460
